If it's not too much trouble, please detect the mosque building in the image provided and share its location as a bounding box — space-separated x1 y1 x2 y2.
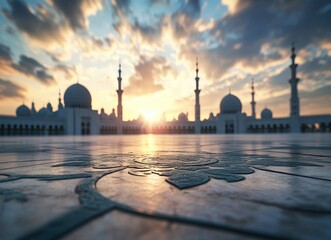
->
0 45 330 136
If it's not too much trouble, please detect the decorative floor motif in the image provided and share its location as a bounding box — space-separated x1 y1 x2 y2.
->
0 135 331 240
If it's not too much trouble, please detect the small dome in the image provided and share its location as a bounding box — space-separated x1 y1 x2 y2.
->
37 107 50 118
64 83 92 109
208 112 216 121
99 108 109 121
137 114 144 122
220 93 242 114
16 104 31 117
261 107 273 119
178 112 188 122
109 108 117 121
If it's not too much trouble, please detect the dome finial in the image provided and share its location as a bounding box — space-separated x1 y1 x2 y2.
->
290 41 296 66
195 56 199 78
291 42 296 57
229 87 231 94
251 78 255 92
58 89 62 103
118 58 122 78
75 65 79 84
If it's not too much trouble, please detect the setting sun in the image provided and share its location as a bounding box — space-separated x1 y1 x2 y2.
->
144 111 158 122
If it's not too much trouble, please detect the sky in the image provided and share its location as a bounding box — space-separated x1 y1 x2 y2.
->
0 0 330 121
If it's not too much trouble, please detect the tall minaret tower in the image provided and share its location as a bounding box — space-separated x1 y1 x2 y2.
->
194 57 201 122
289 43 300 117
250 78 256 119
194 58 201 134
117 62 123 127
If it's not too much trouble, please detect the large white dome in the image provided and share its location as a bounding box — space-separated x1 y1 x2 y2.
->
220 93 242 114
16 104 31 117
64 83 92 109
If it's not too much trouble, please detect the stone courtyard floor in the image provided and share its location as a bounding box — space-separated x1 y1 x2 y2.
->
0 134 330 240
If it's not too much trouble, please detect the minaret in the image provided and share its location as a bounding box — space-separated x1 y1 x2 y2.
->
289 43 300 117
250 78 256 119
194 57 201 122
194 58 201 133
58 90 63 110
117 62 123 126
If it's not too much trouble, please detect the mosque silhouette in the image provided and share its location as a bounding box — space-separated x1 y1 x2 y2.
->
0 45 330 136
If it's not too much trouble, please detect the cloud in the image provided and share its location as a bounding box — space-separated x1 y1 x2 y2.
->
0 42 12 61
126 56 175 96
131 19 163 44
1 43 55 86
53 64 76 80
75 34 113 58
176 0 331 82
12 55 55 85
2 0 71 47
267 54 331 91
45 51 68 62
149 0 170 6
171 0 201 41
179 0 201 19
51 0 102 30
0 78 26 99
110 0 164 48
300 55 331 75
113 0 131 14
2 0 114 59
0 42 16 75
221 0 240 14
301 84 331 98
5 26 16 35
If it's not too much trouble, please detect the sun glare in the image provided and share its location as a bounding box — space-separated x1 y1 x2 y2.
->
144 111 157 122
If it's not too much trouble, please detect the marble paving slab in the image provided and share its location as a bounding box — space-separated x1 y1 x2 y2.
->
0 134 330 240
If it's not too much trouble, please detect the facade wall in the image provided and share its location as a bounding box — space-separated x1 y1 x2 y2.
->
121 121 196 134
215 113 247 134
247 118 291 133
200 121 217 134
99 119 117 134
0 116 65 136
63 108 99 135
2 112 331 136
300 115 331 132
